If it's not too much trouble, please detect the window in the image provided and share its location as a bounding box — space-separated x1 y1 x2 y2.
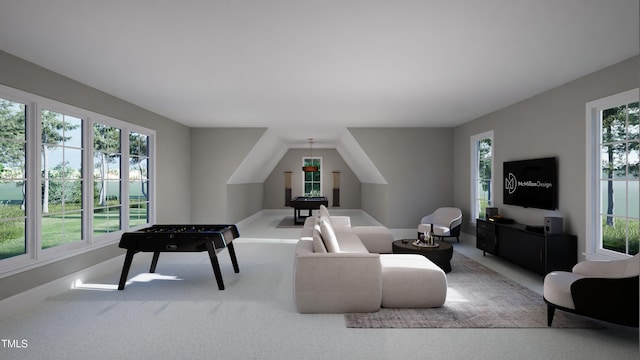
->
470 131 493 221
302 157 321 196
129 132 150 227
0 97 27 261
0 84 155 275
93 123 122 236
586 89 639 258
41 109 84 250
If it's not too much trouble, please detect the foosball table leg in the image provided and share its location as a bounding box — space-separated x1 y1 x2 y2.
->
205 242 225 290
227 242 240 273
118 250 136 290
149 251 160 273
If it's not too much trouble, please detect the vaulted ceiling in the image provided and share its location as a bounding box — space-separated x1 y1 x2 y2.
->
0 0 637 149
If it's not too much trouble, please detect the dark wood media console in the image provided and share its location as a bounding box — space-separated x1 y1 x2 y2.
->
476 219 577 275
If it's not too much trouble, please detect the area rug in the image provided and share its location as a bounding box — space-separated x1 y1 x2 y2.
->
276 216 303 228
345 252 602 328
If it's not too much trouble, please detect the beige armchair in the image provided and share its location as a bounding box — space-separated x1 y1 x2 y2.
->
543 254 639 327
419 207 463 243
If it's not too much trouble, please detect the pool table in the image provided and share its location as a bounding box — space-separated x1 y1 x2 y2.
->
290 196 329 225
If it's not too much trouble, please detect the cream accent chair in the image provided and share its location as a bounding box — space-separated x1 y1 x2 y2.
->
419 207 463 243
543 254 639 327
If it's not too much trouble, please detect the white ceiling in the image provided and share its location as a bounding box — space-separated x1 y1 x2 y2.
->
0 0 638 148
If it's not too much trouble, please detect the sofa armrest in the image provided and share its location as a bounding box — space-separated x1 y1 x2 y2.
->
294 241 381 313
329 215 351 228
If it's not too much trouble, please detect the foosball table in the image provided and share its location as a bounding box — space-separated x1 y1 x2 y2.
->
117 224 240 290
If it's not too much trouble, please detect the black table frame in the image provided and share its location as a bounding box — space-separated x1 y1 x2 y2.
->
117 224 240 290
290 196 328 225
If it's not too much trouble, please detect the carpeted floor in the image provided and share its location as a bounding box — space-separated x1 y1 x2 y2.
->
345 252 601 328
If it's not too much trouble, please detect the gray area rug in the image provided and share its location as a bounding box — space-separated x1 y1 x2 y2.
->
345 252 602 328
276 216 303 228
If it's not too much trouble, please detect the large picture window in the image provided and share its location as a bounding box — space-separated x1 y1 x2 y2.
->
586 88 639 258
41 109 84 250
470 131 493 222
0 84 155 274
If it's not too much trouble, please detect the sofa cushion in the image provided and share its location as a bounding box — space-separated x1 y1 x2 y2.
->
312 227 327 253
352 226 394 253
334 229 370 253
319 204 331 219
379 254 447 308
319 216 340 253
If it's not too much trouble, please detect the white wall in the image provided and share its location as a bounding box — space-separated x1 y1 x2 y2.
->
350 127 454 228
190 127 266 223
453 55 640 260
0 50 192 300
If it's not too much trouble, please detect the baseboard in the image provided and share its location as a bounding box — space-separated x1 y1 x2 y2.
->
235 209 266 231
0 253 148 321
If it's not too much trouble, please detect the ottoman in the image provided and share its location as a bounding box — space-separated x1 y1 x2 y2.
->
379 254 447 308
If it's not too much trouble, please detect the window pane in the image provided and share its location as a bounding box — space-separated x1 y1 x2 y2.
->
628 102 639 140
0 218 26 260
130 132 148 156
629 141 639 178
600 180 627 216
601 144 627 178
601 215 627 253
64 148 83 177
601 106 627 143
0 98 26 260
41 110 84 249
0 143 25 178
129 131 149 227
64 116 83 148
94 124 121 153
42 212 82 249
629 181 639 218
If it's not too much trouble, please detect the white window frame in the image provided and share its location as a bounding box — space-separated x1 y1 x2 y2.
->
302 156 322 196
470 130 494 223
0 84 155 277
585 88 639 260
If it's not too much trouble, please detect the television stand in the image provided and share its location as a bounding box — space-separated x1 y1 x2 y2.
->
476 219 577 275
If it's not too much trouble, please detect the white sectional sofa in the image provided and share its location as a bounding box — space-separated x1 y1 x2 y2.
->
293 206 447 314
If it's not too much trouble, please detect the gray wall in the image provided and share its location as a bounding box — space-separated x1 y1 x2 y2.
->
190 127 266 223
349 128 454 228
453 55 640 260
263 148 361 209
0 50 192 301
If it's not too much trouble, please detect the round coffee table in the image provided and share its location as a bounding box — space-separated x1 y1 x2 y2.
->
392 239 453 273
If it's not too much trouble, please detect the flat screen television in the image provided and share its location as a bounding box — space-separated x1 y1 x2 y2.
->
503 157 557 210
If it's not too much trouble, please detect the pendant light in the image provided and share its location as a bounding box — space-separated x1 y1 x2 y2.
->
302 138 319 172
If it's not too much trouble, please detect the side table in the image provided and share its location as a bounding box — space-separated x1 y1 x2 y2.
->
392 239 453 273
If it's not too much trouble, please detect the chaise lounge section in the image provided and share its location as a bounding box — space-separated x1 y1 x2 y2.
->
294 206 447 313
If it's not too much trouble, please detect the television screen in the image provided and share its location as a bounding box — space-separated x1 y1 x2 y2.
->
503 157 557 210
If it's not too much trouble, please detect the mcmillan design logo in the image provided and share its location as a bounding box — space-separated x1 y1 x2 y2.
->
505 173 553 195
505 173 517 194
